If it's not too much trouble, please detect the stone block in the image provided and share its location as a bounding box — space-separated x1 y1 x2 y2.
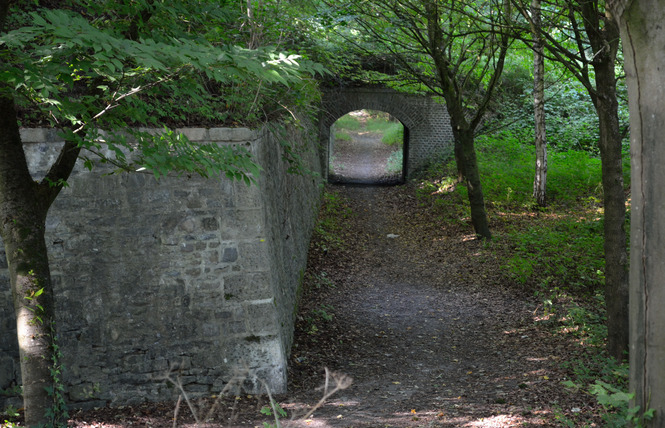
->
0 356 16 390
220 208 263 240
20 128 50 142
202 217 219 231
208 127 254 142
244 301 278 335
221 247 238 263
223 272 271 301
233 181 262 208
238 241 269 271
176 128 208 141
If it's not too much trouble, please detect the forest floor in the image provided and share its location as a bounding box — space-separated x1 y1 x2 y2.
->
65 134 604 427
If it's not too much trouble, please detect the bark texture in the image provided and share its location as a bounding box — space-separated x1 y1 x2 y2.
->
594 64 629 363
0 84 79 425
531 0 547 206
453 128 492 239
0 92 56 426
581 3 629 362
612 0 665 423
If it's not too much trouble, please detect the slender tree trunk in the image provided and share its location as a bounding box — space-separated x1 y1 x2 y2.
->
611 0 665 422
454 127 492 239
580 3 629 361
0 91 56 426
593 61 629 362
531 0 547 206
422 0 495 240
574 0 629 362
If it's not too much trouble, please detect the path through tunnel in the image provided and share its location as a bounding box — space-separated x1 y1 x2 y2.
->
281 184 574 427
328 109 407 185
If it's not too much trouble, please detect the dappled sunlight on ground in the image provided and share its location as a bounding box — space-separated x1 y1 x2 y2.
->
281 399 555 427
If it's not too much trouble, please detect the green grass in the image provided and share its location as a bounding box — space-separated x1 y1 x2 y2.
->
381 123 403 146
503 218 604 291
474 132 605 207
334 131 351 142
335 113 362 131
334 110 404 147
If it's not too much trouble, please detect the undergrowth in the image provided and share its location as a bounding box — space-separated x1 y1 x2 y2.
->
414 126 633 425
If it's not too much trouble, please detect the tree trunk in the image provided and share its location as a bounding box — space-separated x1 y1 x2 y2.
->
422 0 494 240
612 0 665 423
0 91 57 426
574 0 629 362
593 60 629 362
454 127 492 239
531 0 547 206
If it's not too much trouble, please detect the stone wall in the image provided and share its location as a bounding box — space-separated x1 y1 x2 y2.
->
320 87 455 177
0 124 322 409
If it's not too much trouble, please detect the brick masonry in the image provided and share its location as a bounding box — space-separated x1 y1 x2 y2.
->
0 124 322 408
320 87 455 177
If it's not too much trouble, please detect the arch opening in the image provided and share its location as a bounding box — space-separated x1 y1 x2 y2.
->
328 110 407 185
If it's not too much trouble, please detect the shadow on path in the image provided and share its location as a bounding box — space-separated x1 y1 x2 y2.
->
284 185 576 427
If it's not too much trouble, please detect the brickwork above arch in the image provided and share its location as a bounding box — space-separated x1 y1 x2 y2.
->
320 87 454 178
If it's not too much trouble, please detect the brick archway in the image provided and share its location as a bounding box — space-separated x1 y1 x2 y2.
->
319 87 454 179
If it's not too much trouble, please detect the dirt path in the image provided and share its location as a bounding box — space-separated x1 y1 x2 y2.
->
283 185 580 427
328 130 402 185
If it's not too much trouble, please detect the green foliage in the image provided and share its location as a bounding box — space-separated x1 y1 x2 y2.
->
305 304 335 335
335 114 362 131
489 46 631 158
45 323 68 427
334 131 352 142
461 130 607 294
558 293 608 346
332 110 404 176
475 132 604 207
364 111 404 146
312 305 335 322
386 150 403 174
334 110 404 148
1 1 326 181
1 405 19 420
504 218 604 291
312 189 352 253
414 97 631 424
116 129 261 182
415 157 470 224
260 400 287 428
562 373 654 427
23 285 46 325
311 271 336 290
590 382 654 427
381 123 404 146
0 386 21 398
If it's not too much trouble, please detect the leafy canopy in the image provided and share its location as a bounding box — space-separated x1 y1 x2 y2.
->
0 0 326 181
